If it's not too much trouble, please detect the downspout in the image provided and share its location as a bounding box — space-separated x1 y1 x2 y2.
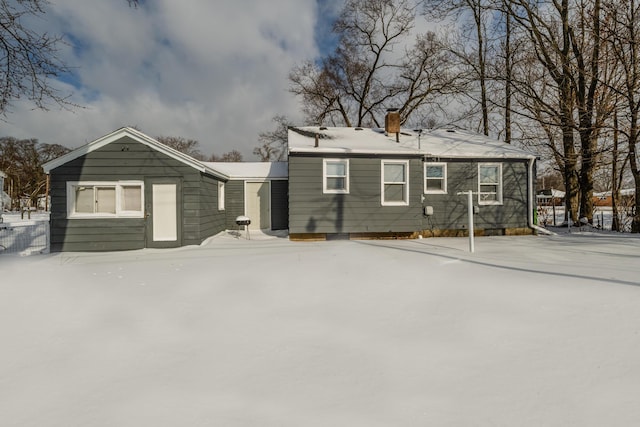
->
529 157 556 235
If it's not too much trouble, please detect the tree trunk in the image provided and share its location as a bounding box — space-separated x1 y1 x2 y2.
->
578 132 596 224
474 0 489 136
504 1 512 144
611 111 620 231
629 116 640 232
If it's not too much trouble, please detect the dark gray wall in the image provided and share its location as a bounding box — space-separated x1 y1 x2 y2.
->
270 180 289 230
199 173 225 242
49 136 226 251
224 180 245 230
288 155 423 234
289 154 531 236
224 179 289 231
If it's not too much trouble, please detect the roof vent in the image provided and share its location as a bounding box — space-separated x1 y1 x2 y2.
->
319 126 327 130
447 129 456 133
355 127 363 131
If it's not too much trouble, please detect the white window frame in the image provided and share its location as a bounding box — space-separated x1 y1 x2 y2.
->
67 181 145 218
323 159 350 194
218 181 225 211
424 162 447 194
478 163 503 205
381 160 410 206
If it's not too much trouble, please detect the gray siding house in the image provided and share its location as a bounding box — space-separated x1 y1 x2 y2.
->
42 128 290 252
287 125 538 240
42 121 538 250
43 128 230 252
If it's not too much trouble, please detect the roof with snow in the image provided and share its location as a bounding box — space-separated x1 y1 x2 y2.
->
288 127 537 160
202 162 288 179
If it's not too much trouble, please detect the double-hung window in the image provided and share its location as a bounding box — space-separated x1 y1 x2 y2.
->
478 163 503 205
323 159 349 194
381 160 409 206
424 162 447 194
68 181 144 218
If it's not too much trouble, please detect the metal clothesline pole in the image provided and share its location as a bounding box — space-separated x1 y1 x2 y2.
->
457 190 475 253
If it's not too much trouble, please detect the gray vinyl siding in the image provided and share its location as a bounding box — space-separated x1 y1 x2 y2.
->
288 155 423 234
270 180 288 230
223 179 289 231
289 155 531 236
49 219 146 251
199 173 226 242
49 136 224 251
421 160 530 231
224 180 245 230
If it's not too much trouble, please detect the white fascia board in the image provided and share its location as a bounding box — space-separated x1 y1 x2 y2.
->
289 147 536 160
289 147 422 156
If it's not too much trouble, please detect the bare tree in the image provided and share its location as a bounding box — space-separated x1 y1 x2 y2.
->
571 0 611 225
289 0 456 128
253 115 290 161
210 150 243 162
603 0 640 232
0 0 138 116
423 0 495 135
0 137 69 206
506 0 581 223
155 136 205 160
0 0 73 115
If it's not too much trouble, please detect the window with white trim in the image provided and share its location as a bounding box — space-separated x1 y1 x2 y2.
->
478 163 503 205
67 181 144 218
323 159 349 194
381 160 409 206
218 181 225 210
424 162 447 194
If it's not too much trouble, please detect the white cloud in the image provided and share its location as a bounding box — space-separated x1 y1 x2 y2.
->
1 0 327 158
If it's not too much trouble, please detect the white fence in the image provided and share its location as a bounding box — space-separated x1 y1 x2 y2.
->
537 206 633 232
0 217 50 255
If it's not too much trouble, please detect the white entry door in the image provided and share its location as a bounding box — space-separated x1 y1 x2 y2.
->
246 182 270 230
152 184 177 241
145 178 181 248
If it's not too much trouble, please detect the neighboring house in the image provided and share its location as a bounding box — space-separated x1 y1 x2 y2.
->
592 189 635 207
287 119 539 240
42 128 231 251
537 188 565 207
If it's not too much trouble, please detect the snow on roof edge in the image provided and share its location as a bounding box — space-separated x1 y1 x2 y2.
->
203 162 288 179
288 126 537 159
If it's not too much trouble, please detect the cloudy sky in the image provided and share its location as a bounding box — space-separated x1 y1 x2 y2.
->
2 0 344 159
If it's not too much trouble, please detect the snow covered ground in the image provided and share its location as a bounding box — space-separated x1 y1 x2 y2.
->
1 230 640 426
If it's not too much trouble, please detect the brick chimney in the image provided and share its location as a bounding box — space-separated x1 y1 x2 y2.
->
385 108 400 142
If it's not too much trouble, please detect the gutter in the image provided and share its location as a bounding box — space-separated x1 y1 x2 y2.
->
528 157 556 236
